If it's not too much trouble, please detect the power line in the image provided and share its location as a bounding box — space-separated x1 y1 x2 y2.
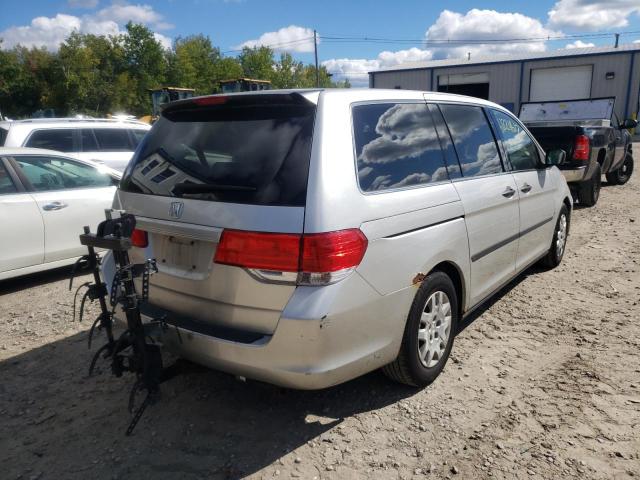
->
221 36 315 55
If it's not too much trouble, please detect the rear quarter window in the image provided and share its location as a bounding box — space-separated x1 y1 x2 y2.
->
352 103 449 192
0 128 7 146
93 128 133 151
25 129 75 152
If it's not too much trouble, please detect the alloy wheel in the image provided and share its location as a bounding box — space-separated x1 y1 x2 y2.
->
417 291 452 368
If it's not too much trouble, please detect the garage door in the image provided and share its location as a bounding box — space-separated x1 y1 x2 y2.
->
530 65 592 102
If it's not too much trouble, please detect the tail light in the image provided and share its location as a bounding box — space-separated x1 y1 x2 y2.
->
573 135 590 161
214 229 368 285
131 228 148 248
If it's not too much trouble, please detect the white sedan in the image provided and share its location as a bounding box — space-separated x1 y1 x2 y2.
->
0 147 120 281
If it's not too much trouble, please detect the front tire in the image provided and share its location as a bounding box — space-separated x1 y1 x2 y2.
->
605 152 633 185
578 164 601 207
383 271 458 387
540 204 569 268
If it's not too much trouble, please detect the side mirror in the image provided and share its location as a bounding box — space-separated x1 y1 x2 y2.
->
620 118 638 130
546 149 566 166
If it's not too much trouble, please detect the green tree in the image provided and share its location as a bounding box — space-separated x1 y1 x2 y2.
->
168 34 221 95
239 46 275 81
122 22 167 115
271 53 305 89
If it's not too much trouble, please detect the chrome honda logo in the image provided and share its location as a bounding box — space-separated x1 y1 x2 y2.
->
169 201 184 219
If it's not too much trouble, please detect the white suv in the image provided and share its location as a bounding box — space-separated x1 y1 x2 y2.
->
0 118 150 172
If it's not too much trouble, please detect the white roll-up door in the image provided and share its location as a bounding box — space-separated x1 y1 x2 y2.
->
530 65 592 101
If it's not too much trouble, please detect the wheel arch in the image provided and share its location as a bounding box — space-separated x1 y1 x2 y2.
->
428 261 466 318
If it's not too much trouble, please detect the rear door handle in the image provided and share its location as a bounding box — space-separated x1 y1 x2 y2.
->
520 183 532 193
42 201 68 211
502 186 516 198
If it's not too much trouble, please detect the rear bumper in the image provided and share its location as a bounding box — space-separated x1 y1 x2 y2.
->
120 273 413 389
560 166 588 183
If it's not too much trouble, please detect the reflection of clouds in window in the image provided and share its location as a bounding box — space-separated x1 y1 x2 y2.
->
359 104 440 165
358 166 373 179
370 175 392 190
389 172 431 189
502 129 528 152
456 141 502 177
431 165 450 183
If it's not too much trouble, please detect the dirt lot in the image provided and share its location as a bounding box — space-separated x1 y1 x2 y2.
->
1 157 639 480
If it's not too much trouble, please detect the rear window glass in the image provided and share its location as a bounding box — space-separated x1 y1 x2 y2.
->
353 103 448 192
129 129 147 147
93 128 132 151
25 129 74 152
120 96 315 206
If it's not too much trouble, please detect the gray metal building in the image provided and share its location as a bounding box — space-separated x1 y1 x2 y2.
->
369 44 640 121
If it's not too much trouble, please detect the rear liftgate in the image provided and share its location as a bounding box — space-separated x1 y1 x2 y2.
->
71 210 184 436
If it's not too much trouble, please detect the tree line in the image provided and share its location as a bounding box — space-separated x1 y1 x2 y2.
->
0 22 350 119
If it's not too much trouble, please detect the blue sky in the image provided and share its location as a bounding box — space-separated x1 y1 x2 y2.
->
1 0 640 85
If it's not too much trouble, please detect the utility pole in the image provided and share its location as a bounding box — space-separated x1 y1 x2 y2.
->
615 33 620 48
314 30 319 87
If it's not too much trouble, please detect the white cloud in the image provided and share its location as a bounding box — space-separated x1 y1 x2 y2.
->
324 9 561 86
237 25 316 53
323 48 432 87
0 2 173 50
153 32 172 50
94 3 173 30
68 0 99 8
548 0 640 30
564 40 596 49
426 9 560 59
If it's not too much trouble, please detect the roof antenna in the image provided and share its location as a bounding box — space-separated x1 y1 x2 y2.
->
614 33 620 48
467 52 471 61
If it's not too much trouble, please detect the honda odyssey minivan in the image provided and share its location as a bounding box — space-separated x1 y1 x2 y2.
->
104 89 572 389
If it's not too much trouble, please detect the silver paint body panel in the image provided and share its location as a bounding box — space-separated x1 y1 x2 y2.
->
106 89 572 389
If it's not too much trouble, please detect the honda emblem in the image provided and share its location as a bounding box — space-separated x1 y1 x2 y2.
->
169 201 184 219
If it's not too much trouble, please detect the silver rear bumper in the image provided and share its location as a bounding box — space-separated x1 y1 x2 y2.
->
121 273 414 389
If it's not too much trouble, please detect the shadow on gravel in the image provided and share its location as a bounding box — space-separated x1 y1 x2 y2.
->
0 265 81 296
0 326 418 479
0 253 548 478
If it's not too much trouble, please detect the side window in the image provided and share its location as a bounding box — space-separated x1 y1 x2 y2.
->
93 129 132 151
490 110 541 171
0 128 7 146
438 104 503 177
0 162 18 194
129 129 147 148
25 129 74 152
12 156 115 192
353 103 449 192
428 104 462 179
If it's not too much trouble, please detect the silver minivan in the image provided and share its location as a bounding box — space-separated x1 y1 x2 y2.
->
106 89 572 389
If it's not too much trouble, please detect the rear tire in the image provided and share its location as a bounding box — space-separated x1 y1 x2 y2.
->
540 204 569 269
383 271 458 387
605 152 633 185
578 164 601 207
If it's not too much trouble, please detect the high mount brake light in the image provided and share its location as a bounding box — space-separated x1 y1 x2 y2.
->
214 229 368 285
192 96 228 106
131 228 148 248
573 135 590 161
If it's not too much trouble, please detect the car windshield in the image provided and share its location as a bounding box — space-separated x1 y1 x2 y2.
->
120 95 316 206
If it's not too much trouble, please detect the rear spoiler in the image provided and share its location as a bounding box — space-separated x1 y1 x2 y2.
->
162 92 317 120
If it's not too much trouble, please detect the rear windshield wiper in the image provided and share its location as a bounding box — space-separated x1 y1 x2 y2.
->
172 182 257 197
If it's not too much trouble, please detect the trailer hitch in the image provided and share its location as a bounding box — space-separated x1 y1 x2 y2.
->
70 210 177 435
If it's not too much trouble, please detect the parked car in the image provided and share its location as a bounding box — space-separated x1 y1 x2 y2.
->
520 97 636 207
0 147 120 281
0 118 151 172
103 89 572 389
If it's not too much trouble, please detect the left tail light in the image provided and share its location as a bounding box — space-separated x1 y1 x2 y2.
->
214 229 368 285
131 228 148 248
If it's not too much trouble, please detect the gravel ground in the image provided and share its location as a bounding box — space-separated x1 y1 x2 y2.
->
1 154 639 480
